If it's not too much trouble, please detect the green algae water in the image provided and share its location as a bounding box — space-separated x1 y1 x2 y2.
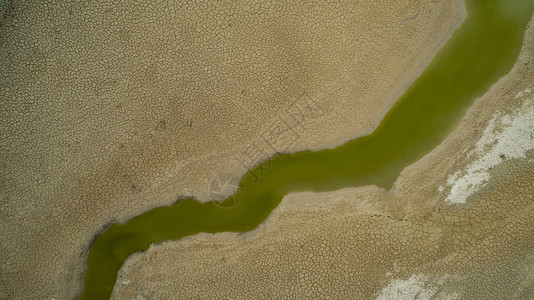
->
80 1 534 298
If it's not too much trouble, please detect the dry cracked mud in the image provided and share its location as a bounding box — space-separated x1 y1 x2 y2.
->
0 0 495 299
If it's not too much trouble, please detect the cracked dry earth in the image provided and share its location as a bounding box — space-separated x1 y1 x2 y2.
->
112 21 534 300
0 0 465 299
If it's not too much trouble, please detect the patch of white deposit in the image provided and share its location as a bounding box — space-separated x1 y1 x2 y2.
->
377 275 435 300
445 89 534 204
377 274 459 300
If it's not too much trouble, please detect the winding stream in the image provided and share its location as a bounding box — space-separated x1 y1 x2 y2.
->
80 1 534 298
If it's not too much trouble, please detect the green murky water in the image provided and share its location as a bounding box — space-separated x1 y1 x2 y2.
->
80 1 534 298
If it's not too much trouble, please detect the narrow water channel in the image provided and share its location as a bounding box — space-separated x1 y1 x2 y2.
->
80 1 534 298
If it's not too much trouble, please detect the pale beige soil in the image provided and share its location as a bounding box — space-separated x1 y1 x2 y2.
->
112 20 534 300
0 0 464 299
